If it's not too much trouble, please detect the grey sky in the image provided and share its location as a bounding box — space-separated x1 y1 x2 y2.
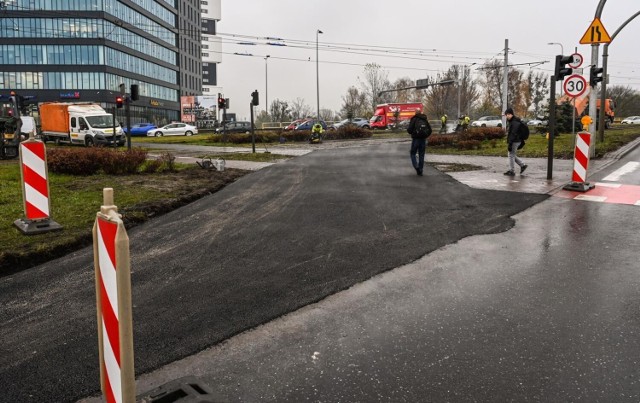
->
216 1 640 119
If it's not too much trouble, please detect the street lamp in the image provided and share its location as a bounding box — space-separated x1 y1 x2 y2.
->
548 42 565 97
316 29 323 120
264 55 270 117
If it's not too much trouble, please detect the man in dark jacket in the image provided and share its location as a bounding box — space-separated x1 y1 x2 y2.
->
504 107 528 176
407 111 431 176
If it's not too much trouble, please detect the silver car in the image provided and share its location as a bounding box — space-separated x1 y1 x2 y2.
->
621 116 640 124
329 118 370 130
147 123 198 137
471 116 503 128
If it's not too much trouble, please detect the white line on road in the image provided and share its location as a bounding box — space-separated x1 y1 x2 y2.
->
574 195 607 202
602 162 640 182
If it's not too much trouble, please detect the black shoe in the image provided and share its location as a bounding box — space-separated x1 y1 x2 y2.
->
417 170 423 176
520 164 528 174
415 167 420 175
503 170 515 176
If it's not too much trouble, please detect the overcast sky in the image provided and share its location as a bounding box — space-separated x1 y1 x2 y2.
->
214 0 640 120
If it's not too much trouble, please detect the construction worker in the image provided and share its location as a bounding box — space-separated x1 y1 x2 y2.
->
440 114 448 134
462 115 470 132
310 122 323 144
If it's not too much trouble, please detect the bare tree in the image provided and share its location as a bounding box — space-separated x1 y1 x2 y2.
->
340 86 368 118
606 85 640 117
319 108 336 122
525 70 549 118
358 63 391 112
269 99 290 123
478 59 526 115
392 77 415 103
290 97 313 119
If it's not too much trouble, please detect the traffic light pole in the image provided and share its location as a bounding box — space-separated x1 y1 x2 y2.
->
112 107 117 149
547 75 556 180
125 96 131 151
250 103 256 153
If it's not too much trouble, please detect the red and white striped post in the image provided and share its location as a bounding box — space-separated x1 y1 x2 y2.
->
92 188 135 403
563 131 596 192
13 139 62 234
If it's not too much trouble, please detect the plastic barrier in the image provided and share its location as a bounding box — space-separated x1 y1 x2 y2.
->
92 188 135 403
14 139 62 234
563 131 596 192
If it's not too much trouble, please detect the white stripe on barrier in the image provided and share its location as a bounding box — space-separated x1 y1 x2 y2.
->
102 318 123 403
576 137 590 157
21 144 47 178
97 226 119 320
24 182 50 216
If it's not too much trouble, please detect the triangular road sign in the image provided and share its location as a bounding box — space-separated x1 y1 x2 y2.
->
580 18 612 44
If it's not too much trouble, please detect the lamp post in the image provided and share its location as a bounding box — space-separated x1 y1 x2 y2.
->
548 42 565 97
316 29 323 120
264 55 270 117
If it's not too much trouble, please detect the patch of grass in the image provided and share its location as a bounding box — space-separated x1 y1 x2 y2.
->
428 162 483 172
198 152 290 163
0 162 246 275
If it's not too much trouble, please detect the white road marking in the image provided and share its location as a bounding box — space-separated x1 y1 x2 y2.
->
602 162 640 182
574 195 607 202
595 182 621 188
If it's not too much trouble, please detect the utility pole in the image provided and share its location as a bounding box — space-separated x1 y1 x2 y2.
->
502 39 509 128
588 0 607 157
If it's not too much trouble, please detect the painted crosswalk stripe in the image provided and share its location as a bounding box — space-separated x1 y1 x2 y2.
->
602 161 640 182
574 195 607 202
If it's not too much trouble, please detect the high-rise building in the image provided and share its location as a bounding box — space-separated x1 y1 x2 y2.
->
0 0 203 125
200 0 221 99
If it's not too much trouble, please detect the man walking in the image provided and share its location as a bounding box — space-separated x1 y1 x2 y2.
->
407 110 432 176
504 107 527 176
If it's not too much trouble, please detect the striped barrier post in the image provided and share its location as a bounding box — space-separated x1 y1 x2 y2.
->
563 131 596 192
92 188 135 403
13 139 63 234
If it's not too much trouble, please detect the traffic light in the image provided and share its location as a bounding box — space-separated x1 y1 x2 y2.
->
218 96 225 109
251 90 259 106
116 96 124 108
590 66 604 87
130 84 139 101
554 55 573 81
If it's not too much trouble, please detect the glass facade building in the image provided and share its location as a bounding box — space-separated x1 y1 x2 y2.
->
0 0 202 125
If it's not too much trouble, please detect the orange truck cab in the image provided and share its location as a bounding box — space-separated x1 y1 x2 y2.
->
560 89 615 126
369 103 423 129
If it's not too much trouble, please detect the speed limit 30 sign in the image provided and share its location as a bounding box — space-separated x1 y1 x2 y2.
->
564 74 587 98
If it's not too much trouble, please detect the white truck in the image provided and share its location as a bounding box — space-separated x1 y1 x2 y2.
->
39 103 125 146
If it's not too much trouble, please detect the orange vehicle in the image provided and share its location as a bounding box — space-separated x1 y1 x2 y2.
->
369 103 423 130
559 89 615 126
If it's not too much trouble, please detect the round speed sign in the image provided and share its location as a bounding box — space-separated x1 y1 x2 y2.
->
564 74 587 98
569 53 583 68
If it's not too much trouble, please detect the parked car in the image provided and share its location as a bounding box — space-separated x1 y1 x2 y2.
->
471 116 503 128
214 121 253 134
283 119 306 130
147 123 197 137
621 116 640 124
527 119 546 126
294 120 327 131
329 118 370 130
123 122 157 136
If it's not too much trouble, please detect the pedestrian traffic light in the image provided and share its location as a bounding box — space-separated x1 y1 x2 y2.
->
590 66 604 87
554 55 573 81
116 96 124 108
251 90 259 106
218 96 225 109
130 84 139 101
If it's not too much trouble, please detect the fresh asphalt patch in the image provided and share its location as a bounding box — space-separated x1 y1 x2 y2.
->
0 143 548 402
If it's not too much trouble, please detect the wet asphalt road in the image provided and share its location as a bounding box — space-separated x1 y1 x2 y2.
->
0 143 545 402
132 196 640 402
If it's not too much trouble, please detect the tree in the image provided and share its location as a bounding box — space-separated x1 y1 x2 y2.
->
478 60 525 115
606 85 640 117
358 63 391 112
319 108 336 122
340 86 368 119
525 71 549 118
269 99 290 123
290 97 313 119
424 65 477 119
392 77 415 104
254 110 271 128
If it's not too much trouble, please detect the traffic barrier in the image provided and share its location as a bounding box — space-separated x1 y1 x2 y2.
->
563 131 596 192
92 188 135 403
13 139 63 234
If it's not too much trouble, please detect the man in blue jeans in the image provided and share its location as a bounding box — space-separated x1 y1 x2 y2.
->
407 111 432 176
503 107 528 176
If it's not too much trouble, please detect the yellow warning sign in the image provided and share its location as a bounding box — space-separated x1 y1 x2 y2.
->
579 18 612 44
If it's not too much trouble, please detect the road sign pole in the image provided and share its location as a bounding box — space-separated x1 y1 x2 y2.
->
547 75 556 180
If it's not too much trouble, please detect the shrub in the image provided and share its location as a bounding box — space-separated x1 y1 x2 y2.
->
47 147 147 175
207 128 372 143
457 140 482 150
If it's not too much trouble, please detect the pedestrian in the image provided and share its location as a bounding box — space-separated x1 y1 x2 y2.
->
407 110 432 176
439 114 447 134
504 107 528 176
462 115 470 131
